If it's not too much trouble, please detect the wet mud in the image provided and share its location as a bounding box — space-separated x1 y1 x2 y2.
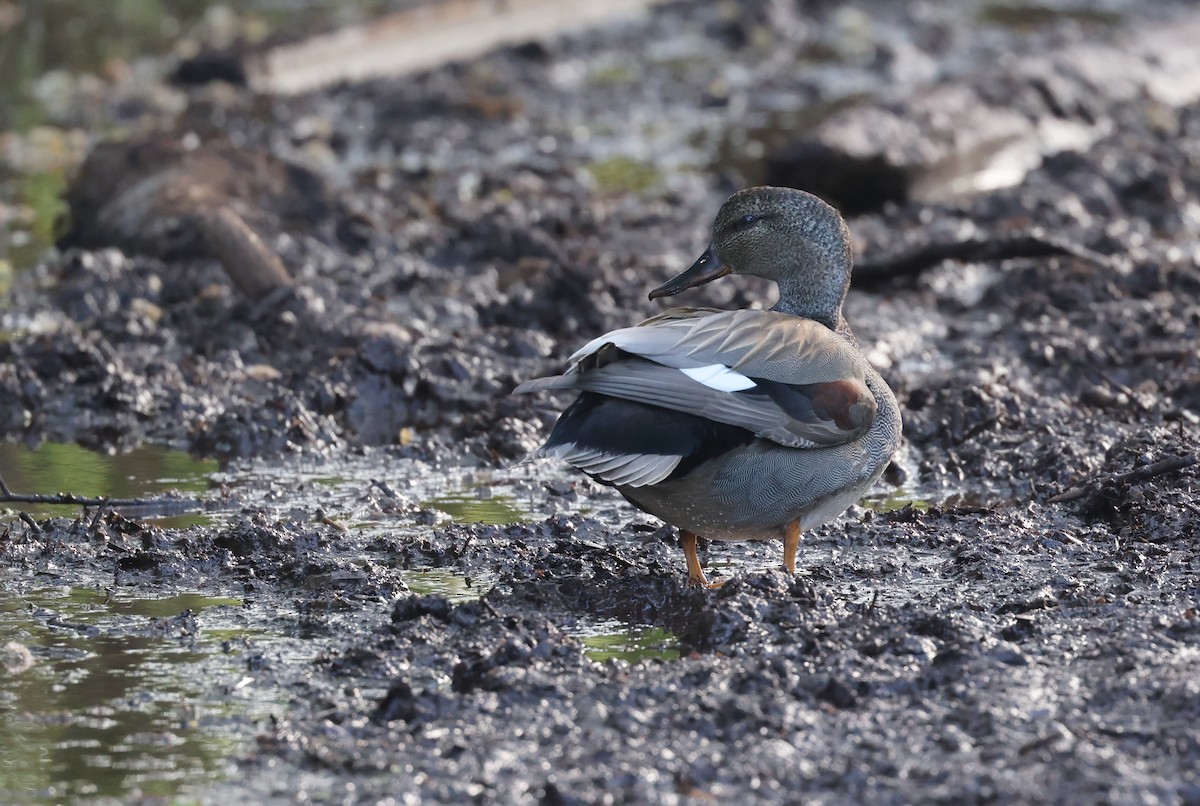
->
2 0 1200 802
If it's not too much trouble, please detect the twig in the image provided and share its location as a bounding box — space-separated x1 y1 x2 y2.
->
370 479 400 500
604 545 636 569
1111 454 1198 485
479 594 502 619
1047 454 1198 504
457 533 474 558
316 509 348 533
200 204 293 297
88 503 108 532
0 490 176 507
855 229 1116 287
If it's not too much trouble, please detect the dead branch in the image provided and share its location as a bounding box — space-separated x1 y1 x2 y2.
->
0 473 199 511
855 229 1117 287
1046 454 1198 504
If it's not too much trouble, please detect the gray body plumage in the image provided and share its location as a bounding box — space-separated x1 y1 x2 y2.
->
618 371 899 540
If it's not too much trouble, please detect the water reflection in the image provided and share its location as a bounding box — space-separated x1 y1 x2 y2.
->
571 619 680 663
859 484 1015 513
421 489 529 525
0 585 272 804
404 567 494 601
0 441 217 527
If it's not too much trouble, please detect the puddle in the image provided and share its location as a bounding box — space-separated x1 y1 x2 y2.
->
0 441 217 527
860 484 1018 514
0 583 285 805
860 489 935 514
214 456 549 528
404 568 495 602
421 488 530 525
571 619 681 663
101 593 244 619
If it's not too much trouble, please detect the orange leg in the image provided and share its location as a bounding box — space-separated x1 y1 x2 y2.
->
680 530 723 588
783 520 801 575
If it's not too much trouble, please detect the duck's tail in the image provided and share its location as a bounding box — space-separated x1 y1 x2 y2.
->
511 375 576 395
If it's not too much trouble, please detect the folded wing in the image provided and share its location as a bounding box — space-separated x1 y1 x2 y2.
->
515 309 879 452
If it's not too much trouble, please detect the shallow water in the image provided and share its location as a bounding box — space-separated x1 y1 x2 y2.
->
0 446 648 799
422 489 531 525
0 584 279 804
405 566 497 600
571 620 681 663
0 441 218 527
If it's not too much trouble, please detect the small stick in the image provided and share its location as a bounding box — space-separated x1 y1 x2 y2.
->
316 510 348 533
855 229 1116 287
479 595 502 619
604 546 636 569
370 479 400 500
88 503 108 532
1112 455 1198 484
457 533 474 557
0 490 183 507
1047 454 1198 504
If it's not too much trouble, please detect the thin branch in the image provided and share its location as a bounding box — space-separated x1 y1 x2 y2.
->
1110 454 1198 485
370 479 401 500
88 504 107 532
1046 454 1198 504
316 510 348 533
855 229 1117 287
0 490 183 508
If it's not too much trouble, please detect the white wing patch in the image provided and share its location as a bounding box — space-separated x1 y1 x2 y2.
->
679 364 757 392
538 442 682 487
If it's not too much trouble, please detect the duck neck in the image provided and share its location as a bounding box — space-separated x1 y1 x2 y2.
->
769 268 850 332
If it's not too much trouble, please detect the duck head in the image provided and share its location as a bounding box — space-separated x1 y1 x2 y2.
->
649 186 854 329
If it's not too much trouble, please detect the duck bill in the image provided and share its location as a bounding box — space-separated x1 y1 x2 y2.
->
648 246 732 299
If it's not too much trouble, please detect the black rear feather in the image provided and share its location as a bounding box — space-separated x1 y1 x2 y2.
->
546 393 755 485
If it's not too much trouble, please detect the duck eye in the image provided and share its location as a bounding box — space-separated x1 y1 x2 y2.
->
719 211 767 238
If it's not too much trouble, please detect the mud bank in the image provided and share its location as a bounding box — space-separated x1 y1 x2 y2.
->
2 0 1199 802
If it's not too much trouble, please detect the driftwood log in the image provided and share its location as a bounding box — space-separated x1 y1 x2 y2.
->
58 136 332 301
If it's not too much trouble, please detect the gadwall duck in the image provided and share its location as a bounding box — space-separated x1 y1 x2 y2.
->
514 186 901 586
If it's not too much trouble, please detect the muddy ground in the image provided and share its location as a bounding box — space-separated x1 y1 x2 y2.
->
2 0 1200 803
